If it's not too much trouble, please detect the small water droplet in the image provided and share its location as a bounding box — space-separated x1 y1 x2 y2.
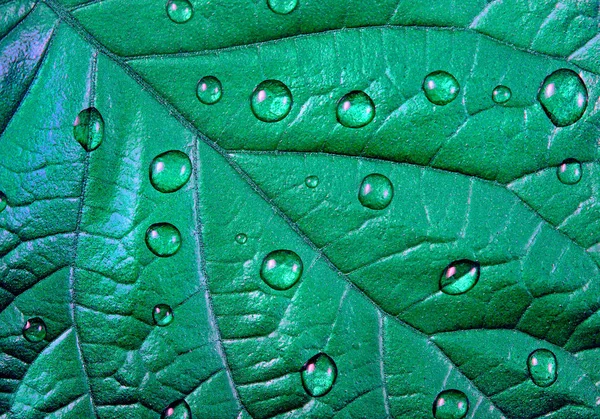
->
336 90 375 128
196 76 222 105
440 260 480 295
161 400 191 418
146 223 181 257
492 85 512 104
166 0 193 23
422 71 460 106
73 107 104 151
557 158 582 185
358 173 393 210
260 249 303 290
250 80 292 122
538 68 588 127
528 349 557 387
235 233 248 244
23 317 46 343
153 304 174 327
149 150 192 193
0 191 8 213
305 175 319 188
300 353 337 397
433 389 469 419
267 0 298 14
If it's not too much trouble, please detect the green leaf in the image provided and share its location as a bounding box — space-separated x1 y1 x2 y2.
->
1 0 599 418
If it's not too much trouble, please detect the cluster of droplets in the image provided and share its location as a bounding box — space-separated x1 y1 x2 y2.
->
166 0 298 23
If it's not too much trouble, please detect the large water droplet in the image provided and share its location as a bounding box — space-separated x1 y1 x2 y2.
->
336 91 375 128
153 304 174 327
149 150 192 193
358 173 393 210
557 158 582 185
267 0 298 14
166 0 193 23
196 76 222 105
260 249 303 290
146 223 181 257
250 80 292 122
305 175 319 188
433 389 469 419
492 85 512 104
422 71 460 106
161 400 192 418
528 349 557 387
23 317 46 343
235 233 248 244
0 191 8 213
73 107 104 151
300 353 337 397
538 69 588 127
440 260 480 295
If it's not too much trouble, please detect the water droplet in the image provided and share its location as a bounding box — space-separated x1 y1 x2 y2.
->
440 260 480 295
538 68 588 127
260 249 303 290
433 389 469 419
161 400 191 418
166 0 193 23
196 76 222 105
146 223 181 257
235 233 248 244
492 85 512 104
528 349 557 387
0 191 8 213
153 304 174 327
336 90 375 128
300 353 337 397
557 158 582 185
73 107 104 151
422 71 460 106
23 317 46 343
267 0 298 14
358 173 393 210
305 175 319 188
250 80 292 122
149 150 192 193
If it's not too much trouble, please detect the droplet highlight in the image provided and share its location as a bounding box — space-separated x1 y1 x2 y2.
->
145 223 182 257
250 80 292 122
538 68 588 127
149 150 192 193
260 249 303 290
267 0 298 14
336 90 375 128
305 175 319 188
358 173 393 210
196 76 222 105
23 317 46 343
161 400 192 418
440 260 480 295
422 71 460 106
528 349 557 387
153 304 174 327
235 233 248 244
0 191 7 213
73 107 104 151
300 353 337 397
557 158 582 185
166 0 193 23
433 389 469 419
492 85 512 104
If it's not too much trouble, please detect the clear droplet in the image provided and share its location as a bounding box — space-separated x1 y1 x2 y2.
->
73 107 104 151
492 85 512 104
440 260 480 295
153 304 174 327
146 223 182 257
433 389 469 419
422 71 460 106
300 353 337 397
538 68 588 127
260 249 303 290
250 80 293 122
161 400 192 418
557 158 582 185
196 76 222 105
23 317 46 343
149 150 192 193
267 0 298 14
336 90 375 128
528 349 557 387
305 175 319 188
166 0 193 23
358 173 393 210
0 191 8 213
235 233 248 244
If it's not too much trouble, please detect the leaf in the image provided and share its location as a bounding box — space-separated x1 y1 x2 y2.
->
0 0 599 418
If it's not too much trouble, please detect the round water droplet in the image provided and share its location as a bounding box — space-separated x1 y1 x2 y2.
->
161 399 191 418
73 107 104 151
492 85 512 104
0 191 8 213
146 223 181 257
267 0 298 14
300 353 337 397
250 80 293 122
260 249 303 290
166 0 193 23
422 71 460 106
336 90 375 128
153 304 174 327
538 68 588 127
235 233 248 244
557 158 582 185
149 150 192 193
23 317 46 343
358 173 393 210
196 76 222 105
528 349 557 387
433 389 469 419
305 175 319 188
440 260 480 295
